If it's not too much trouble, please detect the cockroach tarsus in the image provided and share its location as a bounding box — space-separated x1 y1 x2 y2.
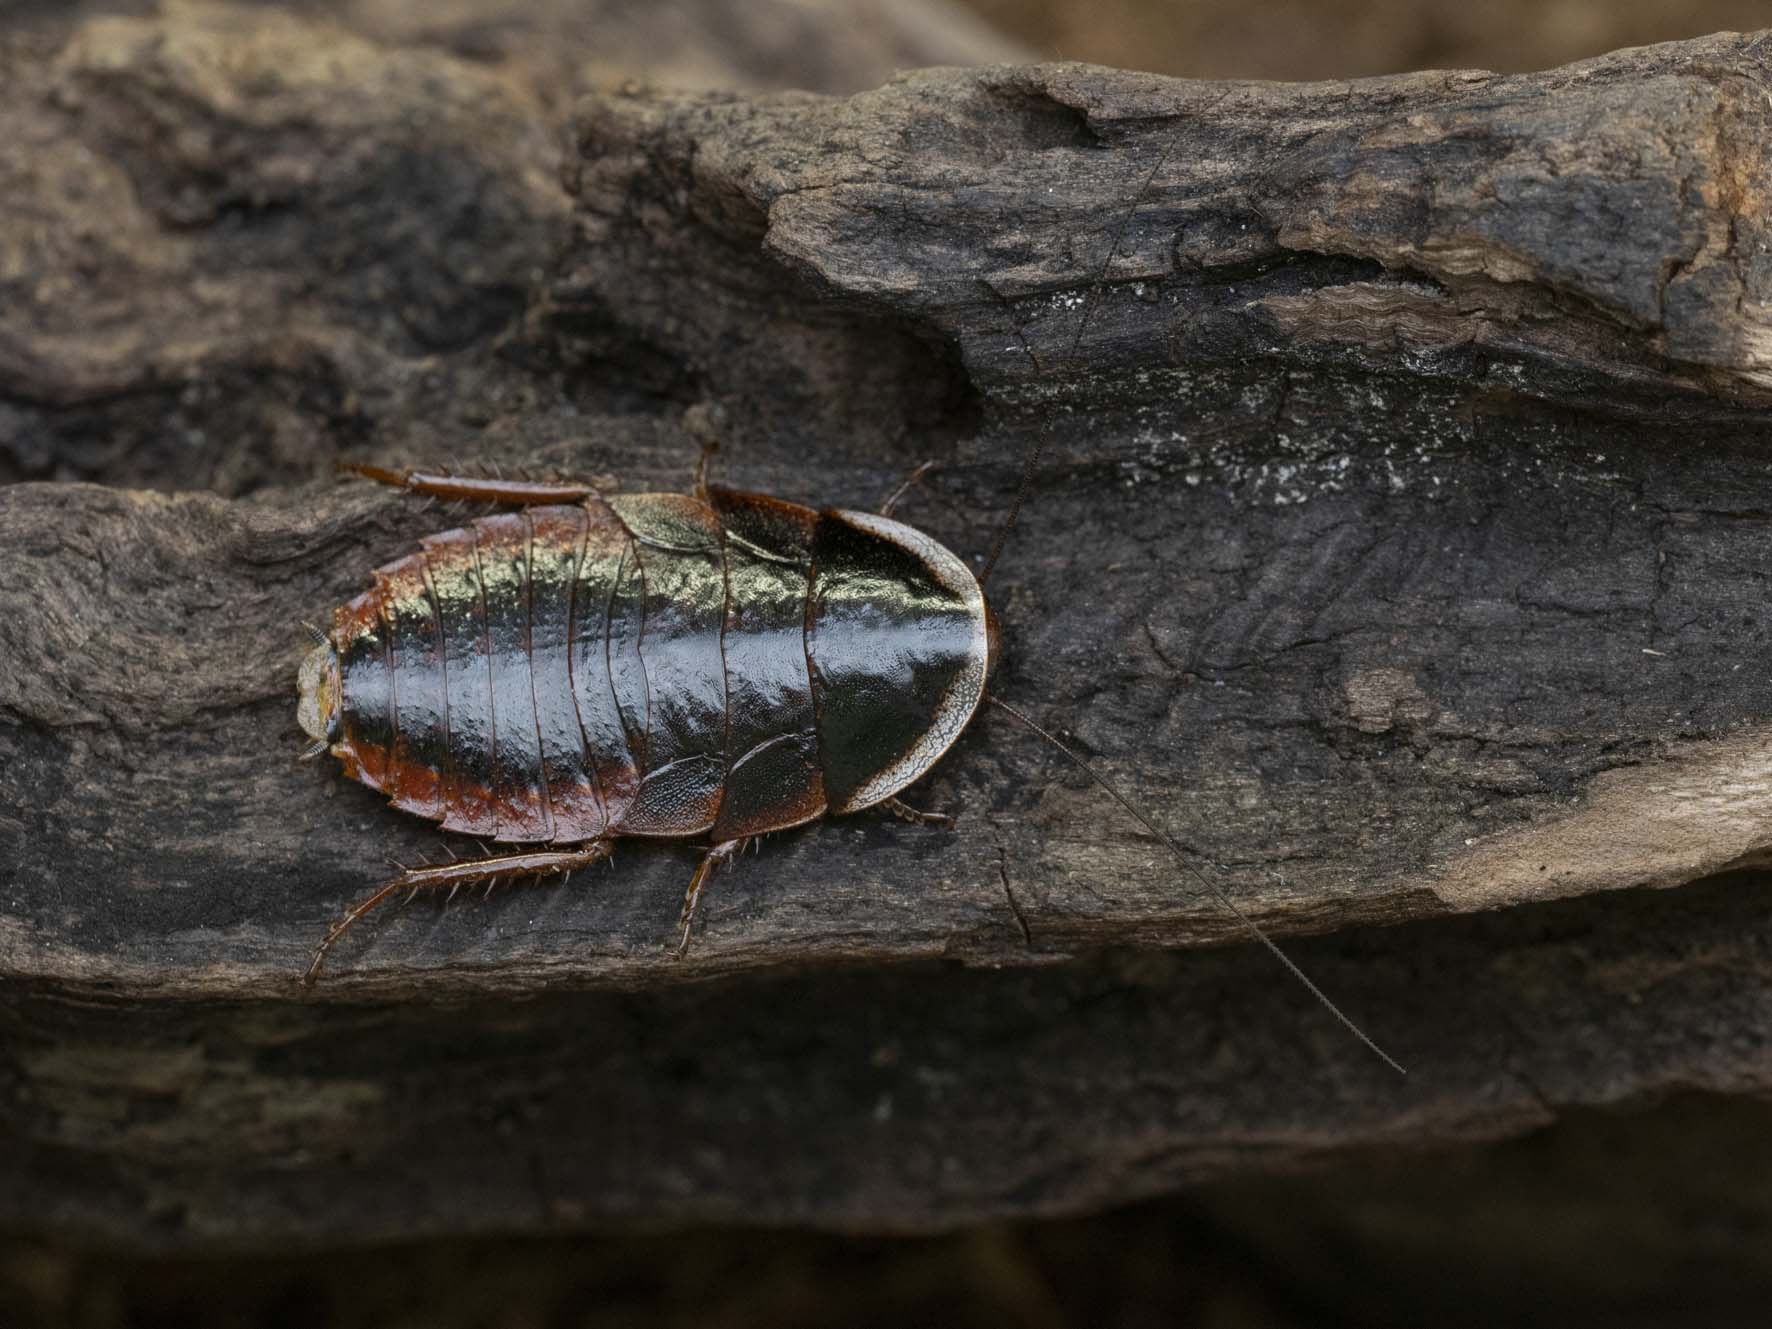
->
295 134 1407 1076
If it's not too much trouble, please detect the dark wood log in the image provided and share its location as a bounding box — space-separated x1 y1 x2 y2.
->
5 7 1772 1246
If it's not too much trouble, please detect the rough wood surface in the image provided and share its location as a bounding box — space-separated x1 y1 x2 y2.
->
5 7 1772 1246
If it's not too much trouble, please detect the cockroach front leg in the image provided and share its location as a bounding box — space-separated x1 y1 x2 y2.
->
676 839 744 956
339 461 602 506
877 460 939 517
692 439 721 501
685 400 726 500
303 841 614 986
881 795 956 830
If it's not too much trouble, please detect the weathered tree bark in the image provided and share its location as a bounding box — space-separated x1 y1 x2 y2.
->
4 7 1772 1247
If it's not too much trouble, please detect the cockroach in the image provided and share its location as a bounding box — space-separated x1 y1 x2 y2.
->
296 146 1405 1075
296 454 995 965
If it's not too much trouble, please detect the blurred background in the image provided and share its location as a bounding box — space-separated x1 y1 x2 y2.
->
7 1 1772 1326
966 0 1772 80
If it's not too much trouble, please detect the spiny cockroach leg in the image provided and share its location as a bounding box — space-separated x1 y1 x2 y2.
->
877 460 939 518
676 839 744 957
338 460 601 507
882 795 956 830
303 841 614 987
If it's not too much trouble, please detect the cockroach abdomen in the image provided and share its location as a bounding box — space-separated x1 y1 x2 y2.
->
419 525 503 837
374 553 445 821
527 504 608 842
606 493 729 836
469 511 554 842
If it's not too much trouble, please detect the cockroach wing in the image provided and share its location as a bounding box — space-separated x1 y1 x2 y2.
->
806 509 989 814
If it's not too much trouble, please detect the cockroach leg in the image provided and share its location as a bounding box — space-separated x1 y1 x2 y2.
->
877 460 939 517
881 795 956 830
302 841 614 987
338 460 601 506
676 839 744 956
692 439 721 501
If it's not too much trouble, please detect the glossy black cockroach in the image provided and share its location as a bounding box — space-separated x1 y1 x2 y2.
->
296 150 1404 1075
297 457 996 964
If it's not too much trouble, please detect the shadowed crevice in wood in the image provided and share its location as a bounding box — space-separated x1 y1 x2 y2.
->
8 868 1772 1247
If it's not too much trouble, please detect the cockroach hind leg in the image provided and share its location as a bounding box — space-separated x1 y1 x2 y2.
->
301 840 613 988
675 839 744 957
336 458 602 507
882 795 956 830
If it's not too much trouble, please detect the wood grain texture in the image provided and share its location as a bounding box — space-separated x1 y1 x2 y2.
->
4 5 1772 1246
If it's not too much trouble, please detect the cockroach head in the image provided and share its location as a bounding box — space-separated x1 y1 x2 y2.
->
296 635 342 753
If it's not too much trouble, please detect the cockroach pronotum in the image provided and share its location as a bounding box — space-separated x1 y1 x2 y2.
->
296 147 1405 1075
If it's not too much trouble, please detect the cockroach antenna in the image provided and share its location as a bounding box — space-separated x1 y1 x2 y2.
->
988 697 1406 1076
981 134 1406 1075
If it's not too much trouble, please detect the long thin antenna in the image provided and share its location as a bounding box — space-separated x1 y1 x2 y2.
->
975 136 1402 1073
977 138 1177 588
986 695 1406 1076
